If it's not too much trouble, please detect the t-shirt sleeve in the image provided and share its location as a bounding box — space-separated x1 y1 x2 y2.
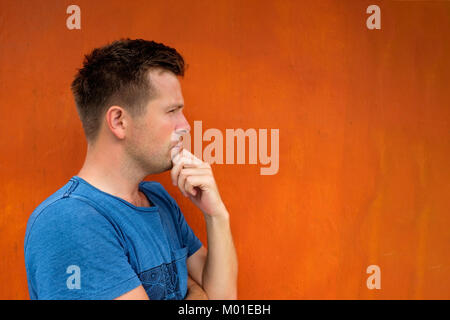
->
24 198 142 300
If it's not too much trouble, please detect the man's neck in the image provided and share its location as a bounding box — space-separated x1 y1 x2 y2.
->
77 144 148 207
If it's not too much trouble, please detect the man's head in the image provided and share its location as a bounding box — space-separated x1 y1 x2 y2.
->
71 38 190 174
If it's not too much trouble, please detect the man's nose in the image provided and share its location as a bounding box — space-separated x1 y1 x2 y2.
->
177 114 191 134
174 121 190 143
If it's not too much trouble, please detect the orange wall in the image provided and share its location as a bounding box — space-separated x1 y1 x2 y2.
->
0 0 449 299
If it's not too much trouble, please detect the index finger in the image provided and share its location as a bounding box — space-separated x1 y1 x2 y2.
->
170 151 210 185
172 149 203 166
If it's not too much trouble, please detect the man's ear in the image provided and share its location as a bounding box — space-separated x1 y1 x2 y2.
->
105 106 128 140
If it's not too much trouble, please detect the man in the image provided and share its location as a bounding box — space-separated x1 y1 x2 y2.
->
24 39 238 300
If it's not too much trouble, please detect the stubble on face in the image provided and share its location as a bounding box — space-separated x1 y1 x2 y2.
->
124 69 186 176
124 114 174 176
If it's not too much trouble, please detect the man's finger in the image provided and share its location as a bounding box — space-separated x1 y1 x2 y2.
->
171 157 195 186
171 152 210 186
177 168 210 197
184 175 213 197
172 149 203 165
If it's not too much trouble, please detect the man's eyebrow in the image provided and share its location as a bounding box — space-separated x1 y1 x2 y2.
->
167 104 184 110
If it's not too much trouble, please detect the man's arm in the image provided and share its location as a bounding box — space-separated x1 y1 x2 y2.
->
171 149 238 299
113 275 208 300
201 208 238 299
187 209 238 300
187 245 207 286
185 275 208 300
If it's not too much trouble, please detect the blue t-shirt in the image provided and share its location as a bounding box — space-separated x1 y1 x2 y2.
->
24 176 203 300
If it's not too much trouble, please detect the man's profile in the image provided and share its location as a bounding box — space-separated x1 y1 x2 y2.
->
24 39 238 300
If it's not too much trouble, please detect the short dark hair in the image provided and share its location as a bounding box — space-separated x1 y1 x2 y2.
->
71 38 185 143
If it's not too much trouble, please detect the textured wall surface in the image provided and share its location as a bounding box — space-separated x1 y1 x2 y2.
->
0 0 449 299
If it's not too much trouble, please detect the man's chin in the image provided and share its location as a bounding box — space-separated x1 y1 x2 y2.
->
165 153 175 171
153 148 178 173
142 158 173 175
155 159 173 173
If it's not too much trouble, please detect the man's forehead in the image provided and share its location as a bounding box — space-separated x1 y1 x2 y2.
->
148 69 179 89
147 69 183 103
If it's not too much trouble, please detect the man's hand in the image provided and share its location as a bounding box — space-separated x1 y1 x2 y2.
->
171 147 238 300
185 275 209 300
171 148 227 217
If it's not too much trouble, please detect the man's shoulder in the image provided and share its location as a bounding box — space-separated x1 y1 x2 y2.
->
24 184 102 250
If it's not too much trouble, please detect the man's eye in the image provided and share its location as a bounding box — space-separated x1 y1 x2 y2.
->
168 109 176 113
